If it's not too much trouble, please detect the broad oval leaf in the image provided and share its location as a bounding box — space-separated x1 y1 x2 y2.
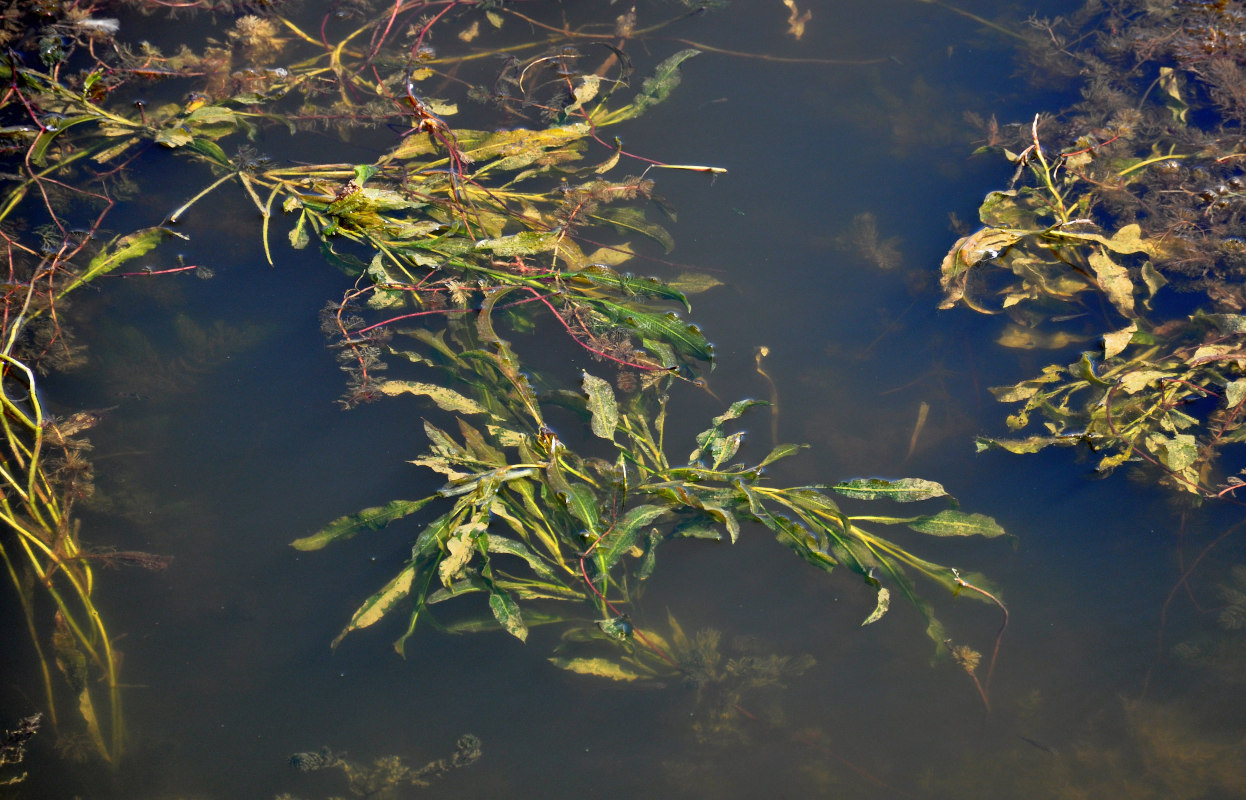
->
1088 248 1137 319
488 590 528 642
582 371 619 441
905 510 1006 538
602 504 670 570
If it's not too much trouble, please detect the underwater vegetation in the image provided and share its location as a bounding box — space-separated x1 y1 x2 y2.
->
939 0 1246 499
281 733 481 800
0 714 41 787
0 0 1017 771
922 695 1246 800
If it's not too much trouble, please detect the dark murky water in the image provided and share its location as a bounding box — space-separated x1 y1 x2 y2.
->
6 1 1246 798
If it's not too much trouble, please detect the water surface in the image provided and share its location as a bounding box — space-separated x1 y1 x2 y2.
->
6 1 1245 798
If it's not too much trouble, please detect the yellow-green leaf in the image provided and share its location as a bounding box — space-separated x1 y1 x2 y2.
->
292 497 435 550
375 380 488 414
831 477 948 502
332 564 417 648
1088 248 1136 318
58 227 171 299
548 656 647 681
861 587 890 626
906 509 1006 538
582 371 619 441
489 591 528 642
1103 322 1138 359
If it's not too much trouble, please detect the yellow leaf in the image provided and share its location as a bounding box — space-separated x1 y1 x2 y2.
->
333 564 416 647
996 324 1089 349
1088 248 1136 318
547 656 647 681
1103 322 1137 359
77 687 112 762
1118 369 1167 394
375 380 488 414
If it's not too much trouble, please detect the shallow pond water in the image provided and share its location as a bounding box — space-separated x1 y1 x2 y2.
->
5 1 1246 798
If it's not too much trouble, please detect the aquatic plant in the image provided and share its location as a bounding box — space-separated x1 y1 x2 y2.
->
0 714 41 787
938 0 1246 498
283 733 481 799
0 0 1013 771
294 288 1008 676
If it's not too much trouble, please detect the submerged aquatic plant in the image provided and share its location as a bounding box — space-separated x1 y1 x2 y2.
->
939 9 1246 497
283 733 481 799
0 1 1014 774
0 714 41 787
294 302 1008 675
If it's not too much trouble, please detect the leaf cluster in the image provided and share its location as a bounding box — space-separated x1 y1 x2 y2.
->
293 311 1007 668
939 0 1246 498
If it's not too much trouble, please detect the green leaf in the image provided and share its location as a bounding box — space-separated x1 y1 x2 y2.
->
691 399 767 462
474 230 562 257
975 435 1071 454
591 207 674 253
1118 369 1168 394
698 500 741 543
183 105 241 139
439 533 478 585
1147 432 1198 472
292 497 435 550
58 227 171 299
562 482 601 534
630 49 700 118
187 137 231 165
424 420 470 460
601 504 669 570
710 431 744 470
757 443 806 468
489 590 528 641
353 164 380 185
636 528 662 580
332 563 417 648
599 303 715 364
154 125 193 147
288 211 310 249
1103 322 1138 359
30 114 97 165
573 265 691 311
582 371 619 441
830 478 948 502
669 271 724 295
485 534 559 581
905 509 1006 538
1226 379 1246 408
